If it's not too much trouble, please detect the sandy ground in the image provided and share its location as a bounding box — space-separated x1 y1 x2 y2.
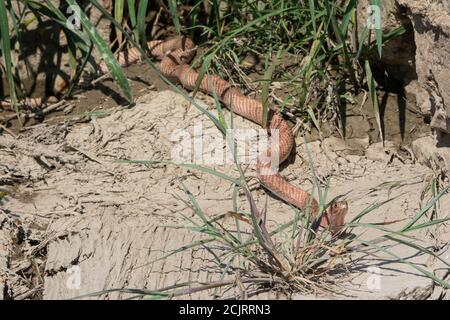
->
1 89 449 300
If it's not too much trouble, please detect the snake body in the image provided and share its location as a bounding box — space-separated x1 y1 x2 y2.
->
1 36 348 232
146 36 348 233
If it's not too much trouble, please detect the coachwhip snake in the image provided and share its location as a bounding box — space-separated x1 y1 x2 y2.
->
1 36 348 233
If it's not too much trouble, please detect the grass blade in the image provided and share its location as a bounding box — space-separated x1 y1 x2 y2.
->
371 0 383 57
65 0 132 103
137 0 148 49
117 159 241 186
114 0 125 44
340 0 356 35
357 238 450 289
401 185 450 232
87 0 226 135
126 0 138 42
167 0 181 33
308 0 316 33
192 52 214 98
356 25 369 59
364 59 383 144
261 47 283 128
0 0 19 121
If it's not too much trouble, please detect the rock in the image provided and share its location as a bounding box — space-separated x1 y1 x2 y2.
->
404 80 432 115
398 0 450 136
356 0 417 89
412 135 450 175
430 109 450 134
322 136 368 156
357 0 450 175
365 141 397 162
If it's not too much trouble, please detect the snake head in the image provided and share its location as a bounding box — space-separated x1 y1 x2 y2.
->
320 201 348 235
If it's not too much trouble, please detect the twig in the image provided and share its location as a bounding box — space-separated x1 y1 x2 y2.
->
1 100 70 123
91 72 113 86
0 124 17 138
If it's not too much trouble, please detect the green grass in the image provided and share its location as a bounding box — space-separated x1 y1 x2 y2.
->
0 0 19 122
1 0 404 133
174 0 405 140
1 0 136 114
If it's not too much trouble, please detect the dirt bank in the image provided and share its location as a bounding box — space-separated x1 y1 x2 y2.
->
1 89 449 299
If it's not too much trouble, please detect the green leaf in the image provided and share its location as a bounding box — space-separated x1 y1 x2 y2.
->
0 0 19 120
64 0 132 103
356 25 369 59
340 0 357 35
137 0 148 49
167 0 180 33
261 47 283 128
36 0 90 52
308 0 316 33
382 26 406 43
127 0 139 42
193 52 214 98
371 0 383 57
114 0 125 43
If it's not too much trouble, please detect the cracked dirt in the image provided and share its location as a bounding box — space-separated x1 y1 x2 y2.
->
1 89 449 299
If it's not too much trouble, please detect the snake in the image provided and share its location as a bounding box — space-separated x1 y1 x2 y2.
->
146 36 348 233
1 36 348 233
